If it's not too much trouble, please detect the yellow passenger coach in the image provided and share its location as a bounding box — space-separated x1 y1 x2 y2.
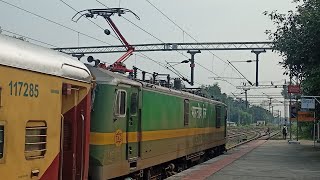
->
0 35 92 180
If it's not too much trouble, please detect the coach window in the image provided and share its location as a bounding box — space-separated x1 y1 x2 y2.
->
130 93 138 115
0 122 4 161
25 121 47 160
184 99 190 126
115 90 127 117
216 106 221 128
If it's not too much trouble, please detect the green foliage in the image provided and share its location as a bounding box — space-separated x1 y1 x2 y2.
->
203 84 274 125
291 122 314 139
264 0 320 94
265 0 320 134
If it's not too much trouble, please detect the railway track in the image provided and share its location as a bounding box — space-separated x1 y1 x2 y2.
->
227 127 279 150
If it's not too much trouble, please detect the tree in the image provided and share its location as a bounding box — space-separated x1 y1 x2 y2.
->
265 0 320 138
203 84 273 125
264 0 320 95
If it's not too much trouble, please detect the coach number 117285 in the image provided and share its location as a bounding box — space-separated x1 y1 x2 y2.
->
9 81 39 98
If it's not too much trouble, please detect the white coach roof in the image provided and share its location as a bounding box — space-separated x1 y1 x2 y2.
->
0 35 91 82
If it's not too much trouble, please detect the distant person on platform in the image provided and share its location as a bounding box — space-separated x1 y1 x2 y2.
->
282 125 288 140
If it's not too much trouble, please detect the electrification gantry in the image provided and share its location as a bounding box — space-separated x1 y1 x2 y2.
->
53 41 273 55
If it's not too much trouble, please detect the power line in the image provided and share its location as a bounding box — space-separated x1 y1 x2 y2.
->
94 1 189 60
59 0 118 41
0 0 110 45
144 0 246 83
144 0 281 104
136 53 190 81
145 0 227 63
1 28 58 47
95 0 164 43
67 0 186 80
195 62 236 88
95 0 242 87
227 60 253 85
94 0 196 82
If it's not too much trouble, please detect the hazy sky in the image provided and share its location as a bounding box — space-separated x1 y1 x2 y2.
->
0 0 297 116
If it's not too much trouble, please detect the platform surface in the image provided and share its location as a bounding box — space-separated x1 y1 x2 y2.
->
167 140 320 180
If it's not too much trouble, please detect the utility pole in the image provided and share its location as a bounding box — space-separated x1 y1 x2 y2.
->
289 71 293 141
251 49 266 86
279 110 282 128
238 110 241 126
243 88 250 109
268 98 272 112
245 90 248 108
228 103 231 123
296 75 299 142
271 106 274 124
187 50 201 86
283 87 288 126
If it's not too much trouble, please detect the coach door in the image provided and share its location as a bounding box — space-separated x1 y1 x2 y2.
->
60 83 87 180
126 87 140 168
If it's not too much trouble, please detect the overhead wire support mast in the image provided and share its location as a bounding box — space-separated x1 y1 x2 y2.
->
72 8 140 73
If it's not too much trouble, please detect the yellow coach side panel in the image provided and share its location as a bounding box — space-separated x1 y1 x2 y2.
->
0 65 89 180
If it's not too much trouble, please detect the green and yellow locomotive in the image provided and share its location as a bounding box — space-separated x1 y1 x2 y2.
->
87 66 227 179
0 34 226 180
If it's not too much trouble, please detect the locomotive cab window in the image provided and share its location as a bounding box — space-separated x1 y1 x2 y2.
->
115 90 127 117
25 121 47 160
0 123 4 160
216 106 221 128
130 93 138 115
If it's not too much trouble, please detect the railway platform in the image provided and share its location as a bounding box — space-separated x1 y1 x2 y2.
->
168 139 320 180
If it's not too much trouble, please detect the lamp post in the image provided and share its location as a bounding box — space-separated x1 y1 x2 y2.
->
166 60 189 66
229 60 256 63
187 50 201 86
251 49 266 86
166 60 193 85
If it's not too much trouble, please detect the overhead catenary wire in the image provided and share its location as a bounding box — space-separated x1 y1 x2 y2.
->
96 0 241 87
136 53 190 80
196 62 237 88
2 0 251 92
1 28 114 65
0 28 59 47
95 0 165 43
56 0 191 83
144 0 247 82
94 0 189 61
59 0 119 41
0 0 111 45
94 0 195 83
144 0 286 108
95 0 164 43
227 60 253 85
